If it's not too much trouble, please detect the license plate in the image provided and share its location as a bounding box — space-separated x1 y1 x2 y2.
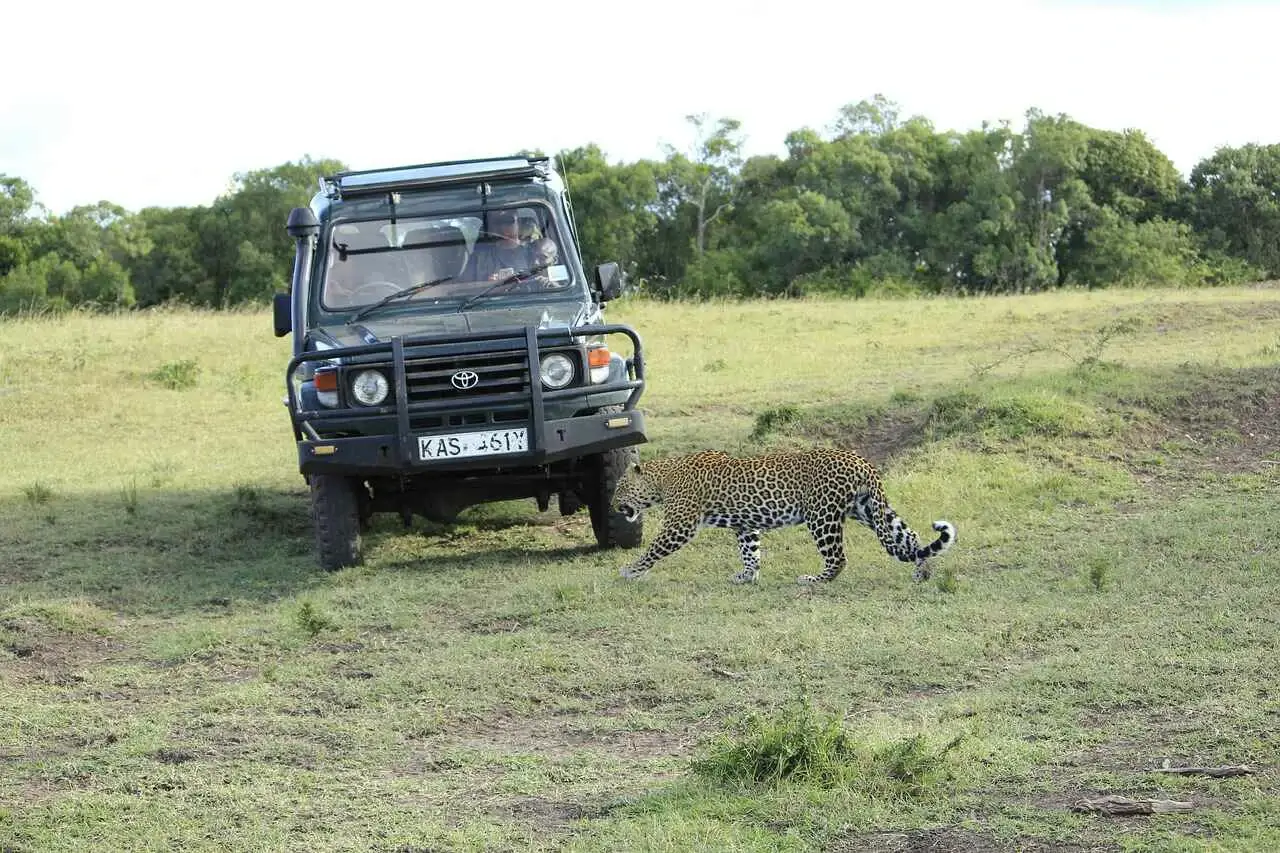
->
417 428 528 460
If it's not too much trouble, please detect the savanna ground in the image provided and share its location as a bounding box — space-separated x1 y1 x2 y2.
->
1 285 1279 852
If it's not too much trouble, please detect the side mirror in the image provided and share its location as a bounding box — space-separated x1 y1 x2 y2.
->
273 291 292 337
595 262 623 301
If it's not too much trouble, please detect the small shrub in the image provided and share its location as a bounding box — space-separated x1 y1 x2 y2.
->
935 564 958 594
925 391 983 436
22 482 53 505
750 405 801 441
149 359 200 390
233 483 261 510
1087 555 1112 592
692 696 963 796
120 478 139 517
890 388 922 405
692 697 859 788
872 733 964 797
296 601 338 637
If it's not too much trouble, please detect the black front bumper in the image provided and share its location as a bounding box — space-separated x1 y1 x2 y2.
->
285 323 648 477
297 409 645 476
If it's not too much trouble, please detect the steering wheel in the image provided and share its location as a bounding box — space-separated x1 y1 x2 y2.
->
349 280 402 303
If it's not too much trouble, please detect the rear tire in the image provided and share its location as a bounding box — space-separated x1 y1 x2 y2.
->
309 474 365 571
587 444 643 549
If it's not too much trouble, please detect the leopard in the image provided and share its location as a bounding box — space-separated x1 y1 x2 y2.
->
610 447 956 585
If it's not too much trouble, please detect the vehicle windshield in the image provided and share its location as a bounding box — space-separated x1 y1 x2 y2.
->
319 203 576 315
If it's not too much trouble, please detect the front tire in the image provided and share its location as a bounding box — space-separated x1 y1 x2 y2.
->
309 474 365 571
587 445 643 549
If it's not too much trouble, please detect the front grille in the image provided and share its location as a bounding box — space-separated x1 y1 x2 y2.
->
342 341 580 433
404 348 530 402
410 409 531 431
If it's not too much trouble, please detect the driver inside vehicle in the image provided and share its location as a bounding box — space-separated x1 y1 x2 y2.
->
462 208 532 282
478 236 568 295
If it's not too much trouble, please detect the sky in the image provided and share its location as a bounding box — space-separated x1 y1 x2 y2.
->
3 0 1279 216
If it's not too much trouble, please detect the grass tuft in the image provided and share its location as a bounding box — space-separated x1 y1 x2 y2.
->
22 481 53 505
692 695 963 797
295 600 339 637
749 404 801 441
148 358 201 390
120 477 139 516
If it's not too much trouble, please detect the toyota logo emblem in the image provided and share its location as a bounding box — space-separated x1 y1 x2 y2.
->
450 370 479 390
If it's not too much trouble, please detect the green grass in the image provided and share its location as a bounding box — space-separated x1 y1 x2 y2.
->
1 286 1279 851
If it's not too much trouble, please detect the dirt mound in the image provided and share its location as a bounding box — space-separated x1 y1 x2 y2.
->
752 364 1280 479
790 405 932 468
1120 365 1280 478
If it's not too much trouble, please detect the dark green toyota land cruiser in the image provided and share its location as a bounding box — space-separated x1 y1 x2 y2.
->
272 156 649 571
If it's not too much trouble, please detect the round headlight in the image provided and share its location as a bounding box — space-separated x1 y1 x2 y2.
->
539 353 575 389
350 369 390 406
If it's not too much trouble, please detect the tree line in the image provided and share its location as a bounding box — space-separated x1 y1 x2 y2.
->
3 96 1279 315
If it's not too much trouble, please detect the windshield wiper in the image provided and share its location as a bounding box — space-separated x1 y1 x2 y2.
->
455 265 550 313
350 275 455 322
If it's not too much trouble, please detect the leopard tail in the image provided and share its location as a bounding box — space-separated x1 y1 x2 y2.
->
917 520 956 560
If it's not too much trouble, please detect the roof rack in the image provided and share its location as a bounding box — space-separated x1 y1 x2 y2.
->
321 156 552 199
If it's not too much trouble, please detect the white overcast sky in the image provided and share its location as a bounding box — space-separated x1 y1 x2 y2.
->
2 0 1277 216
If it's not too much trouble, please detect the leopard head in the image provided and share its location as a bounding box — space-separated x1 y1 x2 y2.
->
611 460 662 522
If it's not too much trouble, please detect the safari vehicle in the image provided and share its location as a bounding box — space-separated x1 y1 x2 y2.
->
272 155 649 571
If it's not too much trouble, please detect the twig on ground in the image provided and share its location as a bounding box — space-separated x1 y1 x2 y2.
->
1151 764 1256 778
1072 795 1193 816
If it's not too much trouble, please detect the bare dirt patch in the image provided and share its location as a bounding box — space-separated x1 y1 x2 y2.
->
464 616 528 635
451 708 697 761
489 796 603 828
0 614 125 686
826 828 1111 852
1009 711 1261 842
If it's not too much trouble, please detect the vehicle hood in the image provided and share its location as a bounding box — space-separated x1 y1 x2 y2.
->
313 300 595 349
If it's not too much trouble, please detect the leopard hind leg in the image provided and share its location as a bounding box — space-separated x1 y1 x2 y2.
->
797 507 847 584
702 513 762 584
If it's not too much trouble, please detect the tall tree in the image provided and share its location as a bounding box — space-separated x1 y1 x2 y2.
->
1187 143 1280 277
0 176 39 278
659 113 746 257
555 144 660 279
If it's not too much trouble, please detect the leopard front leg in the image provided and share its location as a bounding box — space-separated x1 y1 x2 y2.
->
732 528 762 584
619 516 698 580
797 510 847 585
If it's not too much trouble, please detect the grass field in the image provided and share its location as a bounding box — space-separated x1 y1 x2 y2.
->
2 284 1279 852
